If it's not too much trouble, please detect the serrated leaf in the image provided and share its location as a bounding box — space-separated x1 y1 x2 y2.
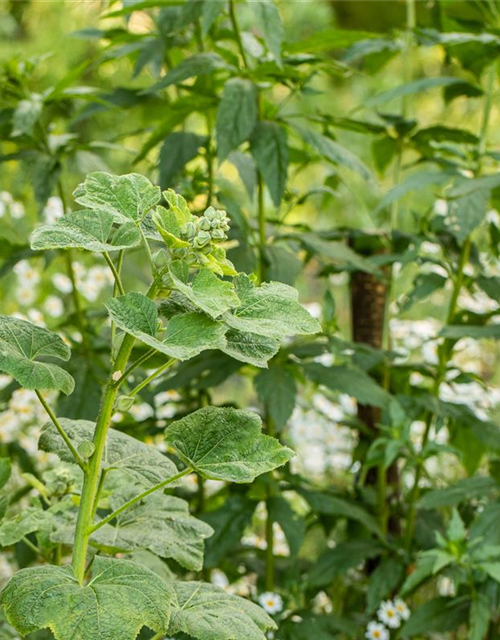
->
367 558 404 613
255 365 297 427
217 78 258 161
165 406 294 483
250 121 289 207
39 419 179 488
0 316 74 395
169 581 276 640
224 275 321 339
1 556 172 640
73 172 161 223
418 475 496 509
105 292 227 360
251 1 284 63
0 458 11 491
221 328 280 368
169 263 241 318
31 209 141 252
159 132 205 188
400 597 468 636
0 506 49 547
446 186 490 244
163 189 192 225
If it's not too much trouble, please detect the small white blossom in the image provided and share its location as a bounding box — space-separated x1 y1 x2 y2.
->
52 273 73 293
43 196 65 223
394 598 410 621
44 295 64 318
377 600 401 628
258 592 283 615
366 621 389 640
10 201 25 218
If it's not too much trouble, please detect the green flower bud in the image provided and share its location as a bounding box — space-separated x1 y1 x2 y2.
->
211 228 226 241
77 439 95 459
204 206 217 221
182 222 196 239
194 230 211 247
198 217 211 231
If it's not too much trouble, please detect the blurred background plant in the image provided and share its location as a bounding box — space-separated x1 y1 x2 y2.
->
3 0 500 638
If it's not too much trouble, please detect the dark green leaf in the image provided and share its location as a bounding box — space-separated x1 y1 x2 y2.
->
250 121 289 207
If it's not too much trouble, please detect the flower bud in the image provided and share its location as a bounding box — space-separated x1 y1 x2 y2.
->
198 217 211 231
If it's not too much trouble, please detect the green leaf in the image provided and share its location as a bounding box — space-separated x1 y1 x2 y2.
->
470 501 500 544
39 419 179 488
0 458 11 491
0 506 49 547
165 406 294 483
0 316 74 395
366 77 466 108
251 1 284 63
250 121 289 207
146 52 229 92
169 581 276 640
73 172 161 223
480 562 500 582
308 541 382 588
469 591 490 640
446 185 490 244
159 132 205 188
217 78 258 161
367 558 404 613
169 264 241 318
440 324 500 340
374 170 453 213
255 364 297 427
224 275 321 339
221 328 280 368
418 475 496 509
400 551 443 595
56 492 213 572
298 127 372 182
1 556 172 640
12 94 43 137
31 209 141 252
296 233 376 274
268 496 305 557
304 363 390 408
105 292 227 360
400 597 468 637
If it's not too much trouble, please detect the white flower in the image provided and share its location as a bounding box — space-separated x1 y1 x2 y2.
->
433 198 448 216
377 600 401 628
10 201 25 218
366 621 389 640
14 260 40 285
0 201 5 218
17 286 36 306
43 196 65 222
52 273 73 293
27 309 45 326
394 598 410 621
130 402 154 421
44 295 64 318
0 191 13 205
210 569 229 588
258 592 283 615
304 301 322 319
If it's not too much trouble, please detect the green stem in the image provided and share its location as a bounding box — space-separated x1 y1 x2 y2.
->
110 250 124 362
103 252 125 296
91 468 109 518
229 0 249 69
116 348 157 387
128 358 176 398
22 536 42 556
264 415 275 592
89 469 191 534
140 227 156 279
150 633 164 640
35 390 86 471
71 333 136 583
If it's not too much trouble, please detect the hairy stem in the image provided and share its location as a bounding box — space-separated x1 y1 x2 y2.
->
103 252 125 296
89 469 191 534
115 347 157 387
35 390 86 471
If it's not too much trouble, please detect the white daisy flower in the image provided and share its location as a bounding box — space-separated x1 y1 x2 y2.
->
43 196 65 223
10 201 25 218
366 621 389 640
377 600 401 628
17 286 36 307
44 295 64 318
394 598 410 621
258 592 283 615
52 273 73 293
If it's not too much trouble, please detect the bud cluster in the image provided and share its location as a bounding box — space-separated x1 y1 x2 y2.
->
180 207 230 251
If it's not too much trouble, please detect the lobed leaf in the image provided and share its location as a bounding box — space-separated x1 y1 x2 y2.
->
39 419 179 488
73 172 161 223
31 209 141 252
165 406 294 483
169 581 276 640
0 316 74 395
1 556 172 640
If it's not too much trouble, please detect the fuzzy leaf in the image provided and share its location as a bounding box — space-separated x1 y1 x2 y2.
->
217 78 258 161
1 556 172 640
169 581 276 640
105 292 227 360
251 1 284 63
39 419 179 488
0 507 49 547
169 264 241 319
73 172 161 223
0 316 74 394
224 275 321 339
31 209 141 252
165 406 294 483
91 492 213 571
250 121 289 206
221 328 280 368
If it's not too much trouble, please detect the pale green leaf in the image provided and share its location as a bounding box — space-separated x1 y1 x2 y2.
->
31 209 141 252
0 506 49 547
251 1 284 63
92 492 213 571
217 78 258 161
169 581 276 640
169 263 241 319
165 406 294 483
105 292 227 360
223 275 321 339
366 77 465 108
1 556 172 640
163 189 191 225
221 328 280 368
0 316 74 395
39 419 179 488
146 52 228 93
73 172 161 223
446 186 490 244
250 121 289 206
